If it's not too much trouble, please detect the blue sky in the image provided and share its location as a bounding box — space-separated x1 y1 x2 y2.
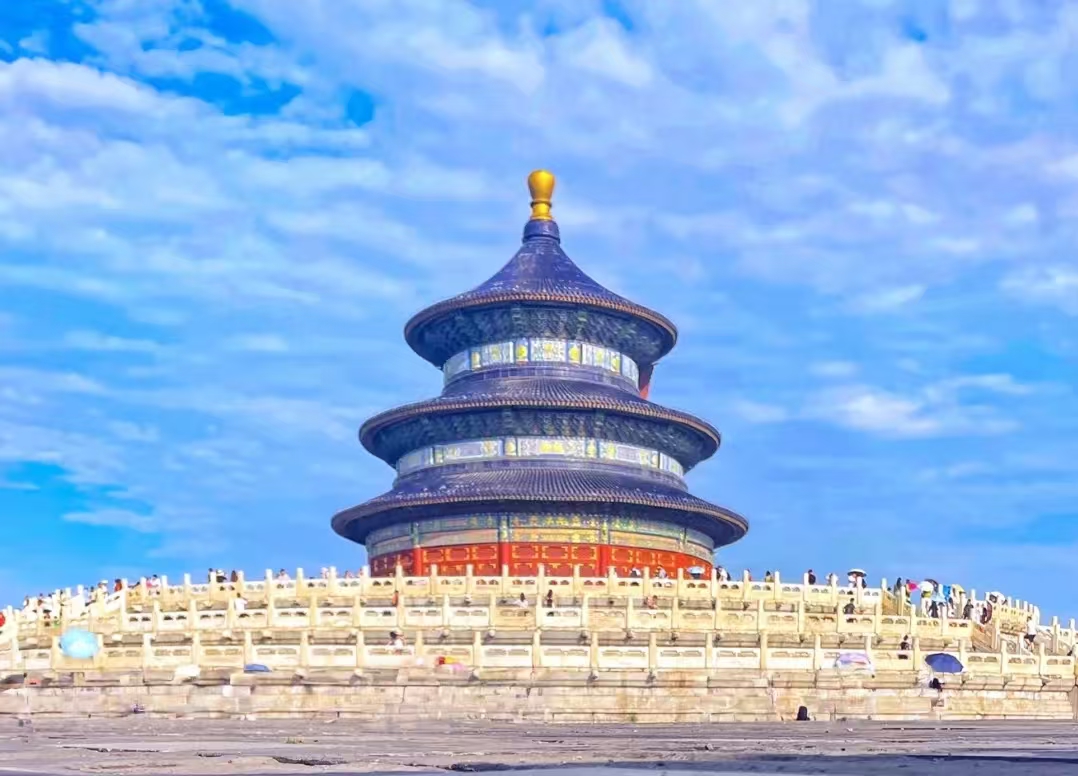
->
2 0 1077 617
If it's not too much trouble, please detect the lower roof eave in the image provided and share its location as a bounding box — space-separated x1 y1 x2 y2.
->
331 496 748 547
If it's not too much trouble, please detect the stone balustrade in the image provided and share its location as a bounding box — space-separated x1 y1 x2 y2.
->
1 566 1063 675
0 628 1071 678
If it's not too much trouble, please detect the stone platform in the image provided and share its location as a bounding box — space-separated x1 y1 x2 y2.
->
1 669 1076 724
4 718 1078 775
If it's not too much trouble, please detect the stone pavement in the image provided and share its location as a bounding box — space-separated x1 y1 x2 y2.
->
1 719 1078 775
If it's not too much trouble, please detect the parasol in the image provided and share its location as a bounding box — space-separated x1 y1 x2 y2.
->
924 653 964 674
58 629 99 660
834 652 875 672
848 569 866 576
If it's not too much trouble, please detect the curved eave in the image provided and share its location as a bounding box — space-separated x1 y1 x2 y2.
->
332 490 748 546
404 292 679 367
358 394 721 467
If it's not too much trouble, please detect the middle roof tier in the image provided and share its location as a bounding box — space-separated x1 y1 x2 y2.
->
359 376 721 471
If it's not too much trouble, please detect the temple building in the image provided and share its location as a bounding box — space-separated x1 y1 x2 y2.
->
332 171 748 577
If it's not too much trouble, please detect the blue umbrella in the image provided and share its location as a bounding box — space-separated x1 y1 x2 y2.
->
924 652 963 673
243 663 271 673
59 629 100 660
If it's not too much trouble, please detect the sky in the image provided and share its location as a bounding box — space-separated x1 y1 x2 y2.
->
1 0 1077 618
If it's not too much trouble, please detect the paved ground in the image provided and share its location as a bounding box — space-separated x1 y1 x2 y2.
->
1 719 1078 775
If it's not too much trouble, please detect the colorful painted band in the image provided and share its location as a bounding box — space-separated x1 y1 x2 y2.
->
366 514 714 564
396 436 685 478
369 542 713 579
443 338 640 386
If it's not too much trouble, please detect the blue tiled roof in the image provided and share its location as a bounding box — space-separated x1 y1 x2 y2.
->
405 219 678 366
332 466 748 545
359 377 721 469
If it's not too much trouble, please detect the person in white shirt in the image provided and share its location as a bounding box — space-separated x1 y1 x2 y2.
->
1024 617 1038 649
233 593 248 617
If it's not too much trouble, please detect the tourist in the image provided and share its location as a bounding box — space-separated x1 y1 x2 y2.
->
629 567 641 578
899 635 911 658
389 631 405 652
806 569 817 585
1025 617 1038 650
516 593 528 608
233 592 248 618
344 570 355 579
147 574 161 592
112 578 124 593
843 598 856 615
391 590 400 607
276 569 290 581
826 572 837 586
963 598 974 620
764 570 774 583
656 566 668 580
716 566 730 582
544 590 554 608
230 570 239 583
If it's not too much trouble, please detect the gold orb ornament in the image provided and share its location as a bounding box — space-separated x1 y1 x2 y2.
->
528 169 555 221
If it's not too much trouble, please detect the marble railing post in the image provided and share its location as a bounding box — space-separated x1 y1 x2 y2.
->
243 630 255 665
441 594 451 627
537 563 546 592
912 636 922 668
187 599 198 630
756 599 766 631
704 632 714 668
393 564 403 591
472 630 483 667
531 630 542 668
354 630 365 668
264 570 275 601
812 634 823 670
771 571 781 601
829 575 838 606
589 631 599 670
759 631 769 669
327 566 338 594
647 631 657 671
572 564 582 590
190 631 202 665
581 594 590 629
151 601 162 634
236 570 246 596
182 573 192 599
500 564 510 593
295 567 306 591
141 633 153 670
465 564 474 594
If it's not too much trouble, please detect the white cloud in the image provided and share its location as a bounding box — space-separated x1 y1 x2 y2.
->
848 285 925 314
806 379 1021 439
63 508 157 532
810 361 858 378
1002 266 1078 314
730 399 789 424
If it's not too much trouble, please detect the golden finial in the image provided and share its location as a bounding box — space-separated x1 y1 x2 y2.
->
528 169 556 221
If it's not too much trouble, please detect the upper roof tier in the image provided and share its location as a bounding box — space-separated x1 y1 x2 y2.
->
404 171 678 369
